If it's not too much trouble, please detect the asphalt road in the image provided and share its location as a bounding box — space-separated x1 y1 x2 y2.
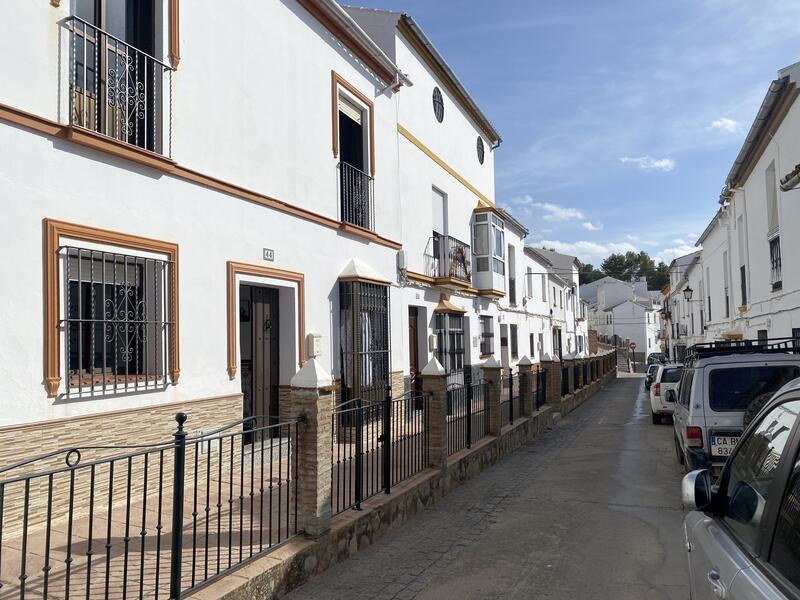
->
287 374 689 600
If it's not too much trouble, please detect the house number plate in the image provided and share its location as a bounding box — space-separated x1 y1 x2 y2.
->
263 248 275 262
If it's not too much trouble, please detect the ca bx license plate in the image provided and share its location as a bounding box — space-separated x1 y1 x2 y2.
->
710 435 740 457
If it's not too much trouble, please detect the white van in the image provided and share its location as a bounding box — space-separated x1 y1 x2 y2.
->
649 363 682 424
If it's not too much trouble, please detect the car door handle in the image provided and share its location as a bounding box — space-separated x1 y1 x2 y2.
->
707 570 727 599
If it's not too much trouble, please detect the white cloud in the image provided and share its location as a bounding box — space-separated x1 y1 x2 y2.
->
581 221 602 231
534 239 637 263
655 244 697 265
508 195 586 222
672 238 686 245
619 156 676 172
625 234 639 241
708 117 740 134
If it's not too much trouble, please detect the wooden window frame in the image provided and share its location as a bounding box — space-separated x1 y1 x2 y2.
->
44 218 180 397
331 71 375 177
226 262 305 380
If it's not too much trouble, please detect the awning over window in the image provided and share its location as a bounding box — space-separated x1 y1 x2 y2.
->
433 294 466 314
338 258 392 285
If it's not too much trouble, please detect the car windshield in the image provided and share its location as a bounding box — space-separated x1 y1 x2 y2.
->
660 368 683 383
708 365 800 412
647 365 659 375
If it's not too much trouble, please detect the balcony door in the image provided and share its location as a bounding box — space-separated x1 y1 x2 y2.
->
73 0 160 151
338 95 370 228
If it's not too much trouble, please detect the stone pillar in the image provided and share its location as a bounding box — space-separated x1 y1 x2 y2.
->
518 355 533 416
288 358 334 538
540 353 562 405
482 357 503 436
421 357 448 471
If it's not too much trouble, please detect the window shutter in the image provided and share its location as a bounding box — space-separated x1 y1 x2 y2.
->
338 95 363 125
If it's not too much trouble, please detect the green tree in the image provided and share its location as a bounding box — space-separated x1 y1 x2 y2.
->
599 251 666 290
600 253 629 280
647 261 669 290
579 262 604 285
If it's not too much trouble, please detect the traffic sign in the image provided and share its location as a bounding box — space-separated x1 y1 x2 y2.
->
629 342 637 350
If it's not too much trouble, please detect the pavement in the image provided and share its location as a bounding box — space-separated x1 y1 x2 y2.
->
286 373 689 600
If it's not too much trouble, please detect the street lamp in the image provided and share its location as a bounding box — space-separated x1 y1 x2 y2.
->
683 286 694 301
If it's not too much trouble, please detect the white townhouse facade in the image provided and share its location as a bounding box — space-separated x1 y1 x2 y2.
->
664 251 703 361
0 1 565 454
665 60 800 353
583 276 661 361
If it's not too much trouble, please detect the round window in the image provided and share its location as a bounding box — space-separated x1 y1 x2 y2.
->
476 136 485 164
432 87 444 123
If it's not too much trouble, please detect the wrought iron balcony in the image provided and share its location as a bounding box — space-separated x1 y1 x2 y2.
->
424 233 472 285
338 162 375 231
67 16 173 156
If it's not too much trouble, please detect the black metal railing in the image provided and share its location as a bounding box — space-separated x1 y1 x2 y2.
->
424 233 472 284
573 364 580 389
561 366 569 396
338 162 375 231
67 16 173 156
0 413 300 599
500 370 520 426
331 390 429 515
447 380 489 455
534 369 547 409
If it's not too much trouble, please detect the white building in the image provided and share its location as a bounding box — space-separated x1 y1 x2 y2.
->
0 1 568 450
665 60 800 352
583 276 662 361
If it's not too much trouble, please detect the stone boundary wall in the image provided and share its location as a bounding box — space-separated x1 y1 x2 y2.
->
188 367 617 599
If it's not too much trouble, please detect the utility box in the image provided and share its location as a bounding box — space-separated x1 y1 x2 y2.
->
306 332 323 358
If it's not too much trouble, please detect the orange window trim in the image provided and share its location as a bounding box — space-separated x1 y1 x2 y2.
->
43 218 180 397
331 71 376 177
226 261 306 380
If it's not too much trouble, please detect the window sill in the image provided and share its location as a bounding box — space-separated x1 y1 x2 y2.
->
65 126 177 172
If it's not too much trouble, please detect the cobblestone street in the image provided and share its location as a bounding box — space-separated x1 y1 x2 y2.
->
287 374 688 600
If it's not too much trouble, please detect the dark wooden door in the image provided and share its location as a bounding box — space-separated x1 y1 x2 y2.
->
408 307 420 394
240 285 280 432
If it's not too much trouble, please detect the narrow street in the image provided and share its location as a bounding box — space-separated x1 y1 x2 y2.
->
287 374 689 600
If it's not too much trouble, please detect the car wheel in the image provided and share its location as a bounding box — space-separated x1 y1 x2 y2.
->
652 412 660 425
674 436 685 465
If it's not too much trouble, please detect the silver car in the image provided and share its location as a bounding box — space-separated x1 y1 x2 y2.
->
681 378 800 599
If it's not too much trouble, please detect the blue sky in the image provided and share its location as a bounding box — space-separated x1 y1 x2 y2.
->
354 0 800 266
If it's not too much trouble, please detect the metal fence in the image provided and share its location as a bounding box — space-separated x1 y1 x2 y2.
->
500 371 520 427
446 380 489 455
331 390 429 515
67 16 173 157
561 366 569 396
533 369 547 409
0 413 300 599
338 162 375 231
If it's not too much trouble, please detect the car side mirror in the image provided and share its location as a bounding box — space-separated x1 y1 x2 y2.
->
682 469 712 511
728 481 761 524
665 389 677 403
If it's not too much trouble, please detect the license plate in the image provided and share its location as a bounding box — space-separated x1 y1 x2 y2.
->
710 435 739 457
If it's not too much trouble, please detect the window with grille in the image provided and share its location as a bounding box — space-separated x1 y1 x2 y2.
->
338 280 390 406
510 324 518 359
435 313 465 374
770 236 782 291
479 316 494 355
62 246 172 396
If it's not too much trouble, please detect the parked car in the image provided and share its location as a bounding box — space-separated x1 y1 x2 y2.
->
670 339 800 477
645 363 659 390
649 363 683 424
680 378 800 599
646 352 666 365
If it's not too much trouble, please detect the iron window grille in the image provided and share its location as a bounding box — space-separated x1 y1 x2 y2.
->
435 313 465 374
62 246 173 397
479 316 494 355
510 325 518 359
338 162 375 231
338 281 391 410
770 236 782 291
67 15 173 156
740 265 748 306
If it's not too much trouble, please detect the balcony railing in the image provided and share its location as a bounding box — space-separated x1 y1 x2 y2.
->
339 162 374 231
68 16 173 157
424 233 472 284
